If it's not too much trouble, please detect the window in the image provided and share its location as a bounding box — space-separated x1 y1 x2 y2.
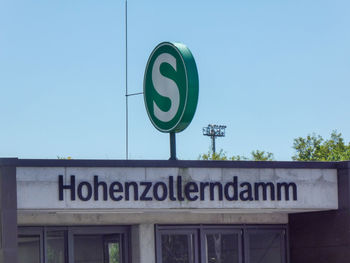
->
158 229 198 263
18 226 129 263
156 225 288 263
18 227 43 263
46 230 67 263
245 229 286 263
203 229 241 263
104 236 122 263
18 231 43 263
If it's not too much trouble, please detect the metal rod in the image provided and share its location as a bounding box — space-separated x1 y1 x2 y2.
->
169 132 177 160
212 136 216 155
126 92 143 97
125 0 128 160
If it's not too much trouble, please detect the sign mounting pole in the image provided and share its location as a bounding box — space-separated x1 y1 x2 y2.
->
169 132 177 160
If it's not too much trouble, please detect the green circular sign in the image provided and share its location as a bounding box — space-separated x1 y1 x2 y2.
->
144 42 199 133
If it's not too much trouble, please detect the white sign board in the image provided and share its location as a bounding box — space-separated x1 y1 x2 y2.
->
17 167 338 211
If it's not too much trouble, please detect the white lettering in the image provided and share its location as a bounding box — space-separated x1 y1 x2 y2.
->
151 53 180 122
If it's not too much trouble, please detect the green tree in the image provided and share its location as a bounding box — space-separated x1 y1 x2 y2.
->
199 149 232 160
251 150 274 161
292 131 350 161
108 243 120 263
199 149 274 161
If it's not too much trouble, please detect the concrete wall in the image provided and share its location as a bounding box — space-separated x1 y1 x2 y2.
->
131 224 155 263
16 167 338 211
289 163 350 263
18 211 288 225
1 158 348 263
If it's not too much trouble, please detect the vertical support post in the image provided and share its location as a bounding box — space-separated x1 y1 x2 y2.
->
169 132 177 160
0 160 18 263
131 224 155 263
211 136 216 155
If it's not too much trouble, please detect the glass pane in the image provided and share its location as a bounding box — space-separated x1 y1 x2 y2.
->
248 231 283 263
107 242 121 263
206 233 239 263
47 230 66 263
74 235 105 263
18 235 41 263
161 234 194 263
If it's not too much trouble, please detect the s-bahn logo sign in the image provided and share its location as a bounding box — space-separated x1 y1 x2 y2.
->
144 42 199 133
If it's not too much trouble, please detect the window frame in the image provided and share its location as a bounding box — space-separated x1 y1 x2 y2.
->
69 226 130 263
18 227 44 263
18 226 130 263
156 225 199 263
155 225 289 263
244 226 288 263
201 227 243 263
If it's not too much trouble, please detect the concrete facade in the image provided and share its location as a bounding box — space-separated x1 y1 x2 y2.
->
18 210 288 225
131 224 156 263
2 158 350 263
16 167 338 211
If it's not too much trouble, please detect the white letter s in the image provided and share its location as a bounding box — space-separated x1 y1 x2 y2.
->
151 53 180 122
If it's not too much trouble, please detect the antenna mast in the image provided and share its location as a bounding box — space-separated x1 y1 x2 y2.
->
125 0 128 159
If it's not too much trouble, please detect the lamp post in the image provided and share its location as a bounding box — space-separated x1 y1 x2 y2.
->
202 124 226 154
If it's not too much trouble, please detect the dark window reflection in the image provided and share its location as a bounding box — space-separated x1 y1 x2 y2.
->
18 235 41 263
18 228 126 263
161 234 194 263
47 230 67 263
206 233 239 263
248 230 284 263
75 235 104 263
75 234 121 263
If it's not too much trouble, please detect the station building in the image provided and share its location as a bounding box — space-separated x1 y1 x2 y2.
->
0 158 349 263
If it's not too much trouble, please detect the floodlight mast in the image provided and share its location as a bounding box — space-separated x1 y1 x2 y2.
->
202 124 226 155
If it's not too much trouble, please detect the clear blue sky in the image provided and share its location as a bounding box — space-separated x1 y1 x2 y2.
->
1 0 349 160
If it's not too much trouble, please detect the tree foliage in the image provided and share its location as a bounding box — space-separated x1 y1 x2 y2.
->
57 156 72 159
199 131 350 162
108 243 120 263
292 131 350 161
199 149 274 161
251 150 274 161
